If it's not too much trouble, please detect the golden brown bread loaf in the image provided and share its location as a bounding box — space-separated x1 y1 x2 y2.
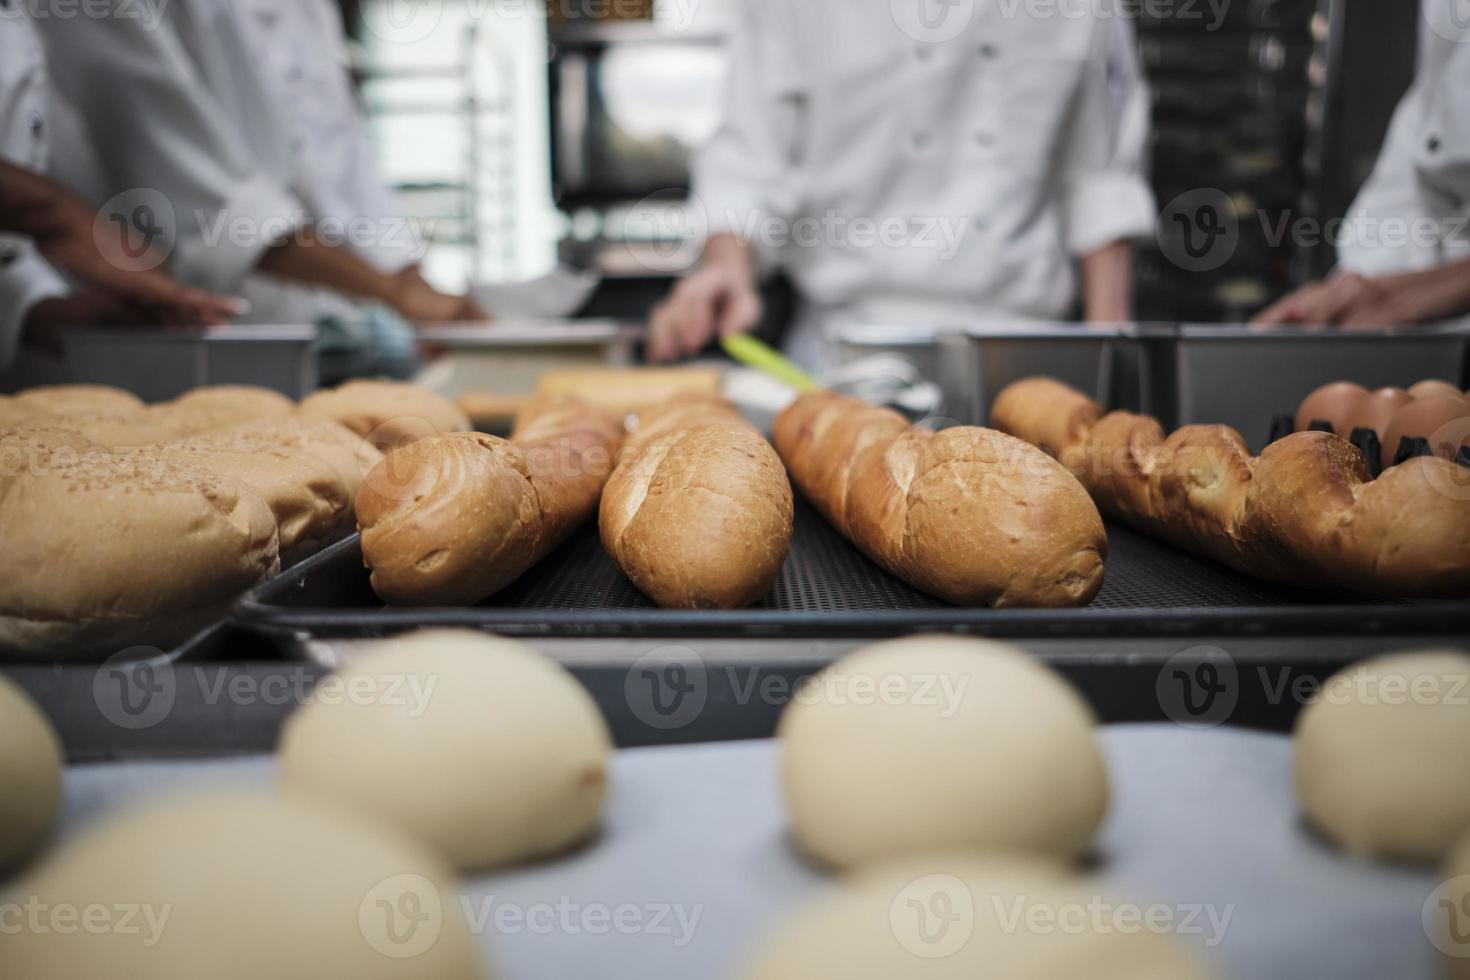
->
992 377 1470 597
299 380 471 455
0 430 280 659
600 394 794 609
357 396 623 605
773 391 1107 608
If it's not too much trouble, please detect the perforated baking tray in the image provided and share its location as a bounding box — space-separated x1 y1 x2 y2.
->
233 500 1470 639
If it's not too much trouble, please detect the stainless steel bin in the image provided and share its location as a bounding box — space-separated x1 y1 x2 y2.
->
1142 323 1470 451
62 326 318 401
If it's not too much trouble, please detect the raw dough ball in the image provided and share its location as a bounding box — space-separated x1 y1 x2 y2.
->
1295 652 1470 863
737 856 1217 980
280 630 612 872
3 793 482 980
0 676 63 870
778 636 1108 869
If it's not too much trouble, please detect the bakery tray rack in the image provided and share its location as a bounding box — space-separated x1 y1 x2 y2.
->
234 499 1470 640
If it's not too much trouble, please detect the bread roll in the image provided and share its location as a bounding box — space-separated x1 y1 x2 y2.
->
0 433 280 659
1439 832 1470 975
16 408 184 449
357 395 622 605
12 383 143 416
0 675 63 870
4 793 482 979
281 630 612 871
994 377 1470 598
737 857 1217 980
600 393 793 608
300 380 470 455
1295 652 1470 863
169 384 296 431
156 431 353 564
779 637 1108 869
216 417 383 500
775 391 1106 608
535 366 723 417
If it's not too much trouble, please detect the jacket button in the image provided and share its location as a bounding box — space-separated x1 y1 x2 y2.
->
1427 135 1442 153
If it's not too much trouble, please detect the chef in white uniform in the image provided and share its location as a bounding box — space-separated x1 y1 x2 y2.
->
33 0 473 354
648 0 1156 368
1254 1 1470 326
0 6 236 382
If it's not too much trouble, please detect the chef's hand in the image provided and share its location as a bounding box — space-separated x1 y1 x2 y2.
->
1252 261 1470 327
26 189 243 327
22 290 143 355
647 234 761 362
388 266 484 323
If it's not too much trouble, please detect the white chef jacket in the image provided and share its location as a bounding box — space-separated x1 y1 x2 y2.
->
1337 4 1470 276
34 0 417 325
694 0 1156 362
0 8 68 373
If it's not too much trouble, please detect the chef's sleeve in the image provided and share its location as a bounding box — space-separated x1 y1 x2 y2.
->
0 241 68 373
33 6 302 294
690 0 805 252
1057 19 1157 257
1338 32 1470 275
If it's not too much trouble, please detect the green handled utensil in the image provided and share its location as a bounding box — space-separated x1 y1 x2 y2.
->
721 334 819 392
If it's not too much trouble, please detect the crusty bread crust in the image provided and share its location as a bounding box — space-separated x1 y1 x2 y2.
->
992 376 1470 597
774 391 1107 608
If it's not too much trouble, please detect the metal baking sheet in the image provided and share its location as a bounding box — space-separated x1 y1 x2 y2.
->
16 727 1445 980
234 499 1470 640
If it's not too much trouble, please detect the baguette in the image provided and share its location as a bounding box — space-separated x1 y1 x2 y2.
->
772 391 1107 608
356 395 622 605
600 394 793 608
992 377 1470 596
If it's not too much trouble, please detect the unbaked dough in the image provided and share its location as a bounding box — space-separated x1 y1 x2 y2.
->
0 676 62 870
737 855 1217 980
280 630 612 872
2 793 481 979
1295 651 1470 863
778 636 1108 869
